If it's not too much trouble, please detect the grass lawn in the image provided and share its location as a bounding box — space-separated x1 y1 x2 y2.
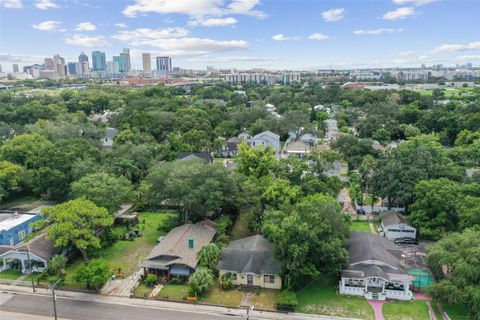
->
133 284 154 298
296 276 374 320
431 302 443 320
383 300 429 320
157 284 190 301
231 212 257 241
62 211 177 289
0 269 23 280
441 302 470 320
0 195 40 210
250 289 279 311
202 284 243 307
349 221 371 232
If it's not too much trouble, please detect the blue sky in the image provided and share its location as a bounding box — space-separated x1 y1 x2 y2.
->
0 0 479 71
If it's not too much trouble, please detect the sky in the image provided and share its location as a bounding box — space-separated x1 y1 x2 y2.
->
0 0 479 72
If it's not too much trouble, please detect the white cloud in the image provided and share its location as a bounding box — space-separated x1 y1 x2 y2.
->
353 28 404 35
392 59 408 64
308 33 330 41
272 34 299 41
322 8 345 22
393 0 438 6
75 22 96 31
431 41 480 53
383 7 415 20
187 55 277 63
32 20 62 31
115 23 128 28
35 0 58 10
112 27 189 44
65 34 111 47
122 0 265 18
0 53 46 63
145 38 249 57
0 0 23 8
189 17 237 27
398 50 417 56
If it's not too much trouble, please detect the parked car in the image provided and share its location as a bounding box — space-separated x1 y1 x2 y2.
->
394 237 416 244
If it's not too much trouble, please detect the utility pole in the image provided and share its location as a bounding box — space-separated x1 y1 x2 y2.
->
48 279 61 320
25 248 36 292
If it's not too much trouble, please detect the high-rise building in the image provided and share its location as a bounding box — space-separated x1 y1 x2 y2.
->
44 58 54 70
0 64 3 73
142 53 151 73
53 54 65 77
156 56 172 72
106 61 119 74
78 52 89 74
92 51 107 71
12 64 19 73
113 55 127 73
121 48 131 72
67 62 81 75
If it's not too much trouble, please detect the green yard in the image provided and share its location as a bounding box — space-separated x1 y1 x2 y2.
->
296 276 374 319
250 289 280 310
349 221 371 232
157 284 190 301
133 284 154 298
383 300 430 320
0 269 23 280
231 212 257 241
61 211 178 289
202 284 243 307
413 88 473 97
441 302 470 320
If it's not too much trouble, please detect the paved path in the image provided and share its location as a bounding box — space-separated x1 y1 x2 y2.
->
100 268 143 296
367 300 384 320
368 221 376 234
0 284 361 320
149 284 164 298
425 301 438 320
240 292 252 307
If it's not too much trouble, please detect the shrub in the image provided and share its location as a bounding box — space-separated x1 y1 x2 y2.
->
144 274 157 286
74 259 111 291
111 226 127 241
219 273 234 290
158 214 181 233
168 276 184 285
275 290 298 311
188 267 214 296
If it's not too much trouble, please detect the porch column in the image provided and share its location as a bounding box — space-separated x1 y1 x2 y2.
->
20 259 26 274
365 278 368 291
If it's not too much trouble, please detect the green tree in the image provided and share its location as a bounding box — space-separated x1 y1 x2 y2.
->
262 179 302 210
426 228 480 319
37 198 113 263
75 258 111 290
70 172 135 214
188 267 214 296
237 143 276 178
47 255 67 277
197 243 221 272
0 160 22 200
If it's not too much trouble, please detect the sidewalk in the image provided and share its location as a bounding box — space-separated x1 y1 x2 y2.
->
0 284 361 320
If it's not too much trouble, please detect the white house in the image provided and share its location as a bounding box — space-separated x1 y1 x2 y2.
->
251 131 280 153
284 141 311 158
238 130 251 143
380 211 417 240
339 232 414 301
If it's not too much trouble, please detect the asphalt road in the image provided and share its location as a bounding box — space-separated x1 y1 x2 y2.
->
0 292 243 320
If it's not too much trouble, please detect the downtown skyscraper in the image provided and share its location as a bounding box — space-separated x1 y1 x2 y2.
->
142 53 151 73
92 51 106 72
156 56 172 72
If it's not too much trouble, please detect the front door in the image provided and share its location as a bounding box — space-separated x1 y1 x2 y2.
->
247 274 253 285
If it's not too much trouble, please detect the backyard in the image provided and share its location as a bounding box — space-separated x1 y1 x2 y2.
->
383 300 430 320
231 212 257 241
60 211 178 289
296 276 374 319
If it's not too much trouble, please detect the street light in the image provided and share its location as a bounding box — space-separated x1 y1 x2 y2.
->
48 279 62 320
25 247 36 292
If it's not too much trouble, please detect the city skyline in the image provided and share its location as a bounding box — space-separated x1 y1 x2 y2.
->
0 0 479 72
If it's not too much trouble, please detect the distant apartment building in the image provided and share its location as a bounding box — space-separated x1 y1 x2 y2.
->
392 70 428 81
67 62 81 75
350 71 382 81
156 56 172 72
282 72 300 84
225 73 279 85
113 55 127 73
12 64 19 73
44 58 54 70
92 51 106 71
0 64 2 73
107 61 119 74
121 48 131 72
142 53 152 73
78 52 89 74
53 54 65 77
39 69 58 80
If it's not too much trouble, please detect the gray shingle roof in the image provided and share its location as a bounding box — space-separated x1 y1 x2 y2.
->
218 235 280 275
17 232 61 261
145 221 216 269
178 152 213 163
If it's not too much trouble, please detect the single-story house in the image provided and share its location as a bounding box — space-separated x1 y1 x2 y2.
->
283 141 312 158
143 221 216 279
218 235 282 290
0 212 42 246
380 211 416 240
339 232 414 301
0 232 60 274
299 133 320 146
178 152 213 163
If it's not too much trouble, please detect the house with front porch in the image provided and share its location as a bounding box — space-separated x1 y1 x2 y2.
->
0 232 60 274
339 232 414 301
142 221 216 280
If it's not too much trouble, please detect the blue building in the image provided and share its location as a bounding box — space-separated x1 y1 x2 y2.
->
92 51 106 72
0 213 42 246
113 55 126 73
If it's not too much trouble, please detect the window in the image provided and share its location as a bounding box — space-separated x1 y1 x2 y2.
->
231 273 237 280
18 230 26 241
264 274 275 284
